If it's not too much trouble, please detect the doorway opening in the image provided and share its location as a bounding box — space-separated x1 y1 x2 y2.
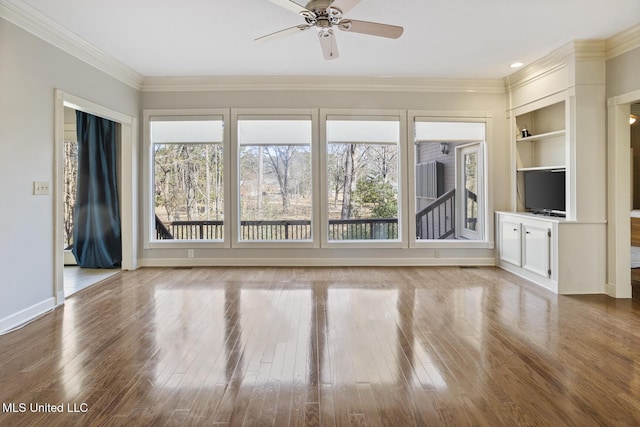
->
607 89 640 298
62 106 120 296
630 103 640 298
54 90 137 304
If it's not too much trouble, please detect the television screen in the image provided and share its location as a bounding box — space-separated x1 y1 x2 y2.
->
524 170 566 214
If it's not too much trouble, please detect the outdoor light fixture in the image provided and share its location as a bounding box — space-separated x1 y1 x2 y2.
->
440 142 449 155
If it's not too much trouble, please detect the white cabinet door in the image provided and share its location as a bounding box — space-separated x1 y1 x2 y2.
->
522 224 550 277
500 220 522 266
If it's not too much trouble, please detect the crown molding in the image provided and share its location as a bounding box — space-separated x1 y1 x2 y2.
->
573 39 606 61
503 44 571 93
504 40 606 93
0 0 143 90
141 75 506 94
606 23 640 60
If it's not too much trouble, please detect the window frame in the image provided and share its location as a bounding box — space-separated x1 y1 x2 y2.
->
231 109 319 249
320 109 408 249
407 111 493 249
142 108 494 253
143 109 231 249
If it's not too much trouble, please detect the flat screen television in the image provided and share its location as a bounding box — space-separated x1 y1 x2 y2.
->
524 169 566 216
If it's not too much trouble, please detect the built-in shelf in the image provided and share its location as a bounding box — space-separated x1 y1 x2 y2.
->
514 101 566 178
517 165 566 172
515 129 566 143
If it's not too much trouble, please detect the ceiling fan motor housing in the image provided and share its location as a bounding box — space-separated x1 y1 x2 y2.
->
303 0 343 26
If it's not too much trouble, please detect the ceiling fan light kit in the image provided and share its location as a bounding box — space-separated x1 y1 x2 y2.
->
256 0 404 60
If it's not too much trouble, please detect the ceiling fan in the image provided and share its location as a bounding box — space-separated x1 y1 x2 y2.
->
256 0 404 60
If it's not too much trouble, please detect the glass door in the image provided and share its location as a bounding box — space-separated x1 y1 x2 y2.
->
457 143 483 240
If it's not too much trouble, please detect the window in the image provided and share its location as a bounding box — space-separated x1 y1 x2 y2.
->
325 117 400 241
237 116 313 241
150 117 225 241
413 120 486 241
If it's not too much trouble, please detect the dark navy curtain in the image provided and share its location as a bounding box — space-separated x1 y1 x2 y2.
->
72 111 122 268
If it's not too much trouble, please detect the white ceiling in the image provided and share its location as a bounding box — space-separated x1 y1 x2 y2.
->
12 0 640 79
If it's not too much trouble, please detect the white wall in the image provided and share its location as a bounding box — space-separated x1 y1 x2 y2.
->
0 18 139 327
606 47 640 99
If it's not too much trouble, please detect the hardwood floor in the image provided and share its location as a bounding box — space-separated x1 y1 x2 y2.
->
1 266 640 426
632 269 640 299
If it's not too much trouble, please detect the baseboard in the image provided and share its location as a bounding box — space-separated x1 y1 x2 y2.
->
0 297 56 335
63 250 76 266
56 290 66 306
606 281 633 298
139 257 497 268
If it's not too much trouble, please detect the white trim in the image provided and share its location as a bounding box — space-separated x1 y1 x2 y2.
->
606 23 640 60
456 142 485 241
0 298 55 335
55 90 138 307
147 241 227 250
606 282 618 297
606 89 640 298
63 92 133 125
319 109 406 248
2 0 635 94
143 108 232 249
510 91 569 118
141 76 506 94
0 0 143 90
139 257 497 268
407 111 493 248
231 109 318 248
504 40 606 93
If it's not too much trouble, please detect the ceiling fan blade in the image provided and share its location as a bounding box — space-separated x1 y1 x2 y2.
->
338 19 404 39
329 0 361 14
269 0 315 18
318 30 339 60
255 24 313 42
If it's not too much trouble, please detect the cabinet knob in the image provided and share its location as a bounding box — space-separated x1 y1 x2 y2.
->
526 231 531 234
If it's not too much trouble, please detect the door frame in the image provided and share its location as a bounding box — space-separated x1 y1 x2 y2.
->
54 90 138 305
455 142 484 240
607 89 640 298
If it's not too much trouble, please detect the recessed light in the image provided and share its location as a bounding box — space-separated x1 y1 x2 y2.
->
510 62 524 69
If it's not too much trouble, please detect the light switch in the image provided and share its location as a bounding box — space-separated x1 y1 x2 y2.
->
33 181 50 195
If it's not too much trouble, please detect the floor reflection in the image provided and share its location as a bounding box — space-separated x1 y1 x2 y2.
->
7 267 637 425
147 280 458 399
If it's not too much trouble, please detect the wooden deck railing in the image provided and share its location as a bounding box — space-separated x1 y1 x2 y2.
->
155 217 399 240
328 218 398 240
416 189 456 240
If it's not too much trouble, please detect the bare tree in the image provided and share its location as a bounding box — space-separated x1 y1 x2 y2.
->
63 140 78 248
340 144 371 219
264 145 297 214
176 145 199 220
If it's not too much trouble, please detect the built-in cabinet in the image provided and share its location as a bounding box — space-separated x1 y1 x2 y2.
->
498 41 607 294
496 212 604 294
499 216 551 277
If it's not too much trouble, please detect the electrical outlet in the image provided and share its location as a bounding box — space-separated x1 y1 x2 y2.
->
33 181 50 195
187 249 194 258
435 249 441 258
